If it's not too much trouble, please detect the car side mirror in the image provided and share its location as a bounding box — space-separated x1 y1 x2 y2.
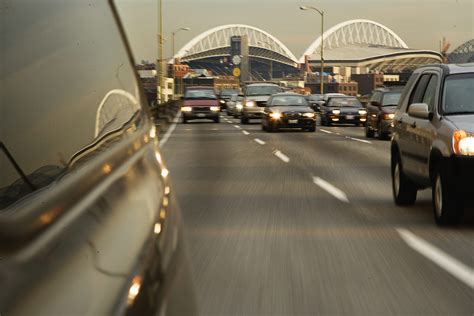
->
408 103 430 119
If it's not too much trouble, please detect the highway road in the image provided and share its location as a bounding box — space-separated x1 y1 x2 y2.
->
161 113 474 316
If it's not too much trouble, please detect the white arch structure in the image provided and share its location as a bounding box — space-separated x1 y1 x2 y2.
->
173 24 298 66
299 19 409 63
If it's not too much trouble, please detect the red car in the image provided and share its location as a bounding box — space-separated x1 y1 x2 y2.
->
181 86 221 123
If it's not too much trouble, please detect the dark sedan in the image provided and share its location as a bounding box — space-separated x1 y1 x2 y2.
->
262 93 316 132
320 97 367 126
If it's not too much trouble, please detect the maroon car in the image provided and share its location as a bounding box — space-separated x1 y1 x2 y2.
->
181 86 220 123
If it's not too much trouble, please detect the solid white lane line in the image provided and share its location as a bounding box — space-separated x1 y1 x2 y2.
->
242 130 250 135
312 176 349 203
273 150 290 163
159 112 181 147
348 137 372 144
397 228 474 289
254 138 266 145
320 129 333 134
234 125 241 129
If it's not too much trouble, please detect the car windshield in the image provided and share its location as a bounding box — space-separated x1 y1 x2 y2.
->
329 98 362 107
246 86 282 96
382 92 402 106
271 95 309 106
443 73 474 115
184 89 217 99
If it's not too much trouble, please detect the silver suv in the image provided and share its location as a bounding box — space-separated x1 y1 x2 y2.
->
391 64 474 225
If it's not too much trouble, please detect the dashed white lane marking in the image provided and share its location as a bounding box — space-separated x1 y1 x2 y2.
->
347 136 372 144
242 130 250 135
227 121 233 124
254 138 266 145
233 125 241 129
159 112 181 147
312 176 349 203
397 228 474 289
320 129 333 134
273 150 290 163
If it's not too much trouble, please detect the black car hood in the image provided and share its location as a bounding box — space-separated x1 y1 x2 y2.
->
271 106 313 113
445 114 474 132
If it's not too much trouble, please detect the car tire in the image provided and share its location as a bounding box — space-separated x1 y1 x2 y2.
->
307 125 316 132
365 123 374 138
321 117 327 126
432 167 462 225
261 121 266 131
183 117 188 124
392 153 417 205
214 117 220 123
241 116 249 124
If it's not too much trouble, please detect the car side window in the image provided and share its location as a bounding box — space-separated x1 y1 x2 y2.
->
421 75 438 113
407 74 431 110
398 73 419 109
370 92 381 104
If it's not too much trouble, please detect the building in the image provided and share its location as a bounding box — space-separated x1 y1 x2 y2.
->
351 73 384 95
305 82 358 96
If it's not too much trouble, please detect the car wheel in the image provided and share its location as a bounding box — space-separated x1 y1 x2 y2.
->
183 117 188 124
432 167 462 225
321 117 327 126
392 154 417 205
241 116 248 124
214 117 220 123
261 121 266 131
307 125 316 132
365 123 374 138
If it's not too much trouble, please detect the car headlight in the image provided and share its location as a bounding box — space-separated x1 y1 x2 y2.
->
453 130 474 156
181 106 192 112
220 100 226 104
303 112 315 118
210 106 220 112
383 113 395 120
236 103 243 110
270 112 281 119
332 109 341 115
245 101 255 107
358 109 367 115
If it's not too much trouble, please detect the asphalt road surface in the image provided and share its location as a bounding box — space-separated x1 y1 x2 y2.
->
161 113 474 316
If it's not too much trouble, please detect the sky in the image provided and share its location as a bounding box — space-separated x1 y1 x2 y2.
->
116 0 474 63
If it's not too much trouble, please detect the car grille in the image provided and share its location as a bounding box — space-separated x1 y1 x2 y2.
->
283 112 303 118
193 106 211 112
256 101 267 107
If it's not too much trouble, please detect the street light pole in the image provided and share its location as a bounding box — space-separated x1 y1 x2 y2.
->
157 0 164 103
300 5 325 94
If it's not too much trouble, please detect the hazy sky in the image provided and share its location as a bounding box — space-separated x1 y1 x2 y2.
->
116 0 473 62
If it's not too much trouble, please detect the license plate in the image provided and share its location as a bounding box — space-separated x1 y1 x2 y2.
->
197 113 205 118
289 119 298 124
346 115 354 120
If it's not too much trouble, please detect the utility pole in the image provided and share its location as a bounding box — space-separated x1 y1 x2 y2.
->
157 0 164 103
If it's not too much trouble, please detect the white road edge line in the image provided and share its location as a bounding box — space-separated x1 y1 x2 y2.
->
234 125 241 129
273 150 290 163
242 130 250 135
312 176 349 203
320 129 333 134
254 138 266 145
159 112 181 147
397 228 474 289
348 136 372 144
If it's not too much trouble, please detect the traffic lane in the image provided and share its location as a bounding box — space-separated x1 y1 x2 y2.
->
243 123 474 274
162 119 473 315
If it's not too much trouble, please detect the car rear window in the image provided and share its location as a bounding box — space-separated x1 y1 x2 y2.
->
185 89 217 99
328 98 362 107
271 96 309 106
246 86 282 96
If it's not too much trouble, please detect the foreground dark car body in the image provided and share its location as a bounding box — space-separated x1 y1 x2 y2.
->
262 93 316 132
181 86 220 123
0 1 196 315
365 87 404 139
320 97 367 126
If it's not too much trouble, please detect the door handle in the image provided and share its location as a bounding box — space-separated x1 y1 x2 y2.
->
411 121 417 128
